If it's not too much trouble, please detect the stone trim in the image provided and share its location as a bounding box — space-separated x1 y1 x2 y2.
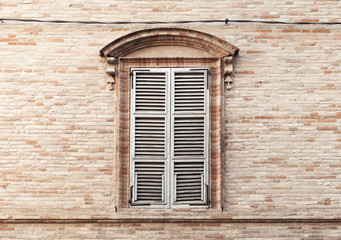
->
223 56 234 90
2 218 341 224
100 28 239 210
100 28 239 58
106 57 117 90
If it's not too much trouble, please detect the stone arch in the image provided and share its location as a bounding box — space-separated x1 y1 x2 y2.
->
100 28 239 58
100 28 239 89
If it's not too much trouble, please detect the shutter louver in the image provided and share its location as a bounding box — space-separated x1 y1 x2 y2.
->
174 117 205 157
134 161 165 202
135 72 166 112
174 71 205 112
134 117 165 157
174 162 204 203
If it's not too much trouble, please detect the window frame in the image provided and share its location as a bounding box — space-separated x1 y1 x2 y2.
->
114 57 223 210
129 67 210 209
100 27 239 211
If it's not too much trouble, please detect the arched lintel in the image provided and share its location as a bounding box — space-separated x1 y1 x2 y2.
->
100 28 239 58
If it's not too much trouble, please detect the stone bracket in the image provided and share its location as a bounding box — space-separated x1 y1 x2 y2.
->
223 56 234 90
106 57 118 90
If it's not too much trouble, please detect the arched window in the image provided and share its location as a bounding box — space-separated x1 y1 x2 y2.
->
100 28 238 209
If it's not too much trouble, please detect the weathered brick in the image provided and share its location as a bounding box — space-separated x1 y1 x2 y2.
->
0 0 340 239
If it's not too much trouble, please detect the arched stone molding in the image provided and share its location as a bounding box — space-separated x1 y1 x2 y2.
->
100 28 239 58
100 28 239 90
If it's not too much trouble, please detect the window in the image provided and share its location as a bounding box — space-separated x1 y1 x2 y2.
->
129 68 209 208
100 28 239 210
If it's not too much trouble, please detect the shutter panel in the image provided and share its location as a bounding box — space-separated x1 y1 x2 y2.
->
134 117 165 157
174 117 205 157
130 68 209 208
174 162 204 202
134 161 165 202
171 69 209 206
174 71 206 112
130 69 169 207
135 71 166 112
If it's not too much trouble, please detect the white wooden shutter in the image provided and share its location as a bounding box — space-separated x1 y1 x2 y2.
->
130 68 209 208
171 69 209 206
130 69 170 207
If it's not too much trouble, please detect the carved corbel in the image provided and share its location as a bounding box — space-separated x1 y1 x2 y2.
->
106 57 117 90
223 56 234 90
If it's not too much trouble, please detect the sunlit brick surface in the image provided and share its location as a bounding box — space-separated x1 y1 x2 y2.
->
0 0 340 238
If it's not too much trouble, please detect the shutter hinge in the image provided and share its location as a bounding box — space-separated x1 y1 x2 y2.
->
207 74 209 89
190 68 210 75
189 202 209 206
130 202 151 206
128 185 133 205
206 69 210 89
130 72 134 89
206 184 210 205
130 69 151 89
189 184 210 206
189 68 210 89
128 185 151 207
204 184 210 205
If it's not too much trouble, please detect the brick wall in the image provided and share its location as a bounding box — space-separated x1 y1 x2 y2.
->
1 222 341 239
0 0 340 238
